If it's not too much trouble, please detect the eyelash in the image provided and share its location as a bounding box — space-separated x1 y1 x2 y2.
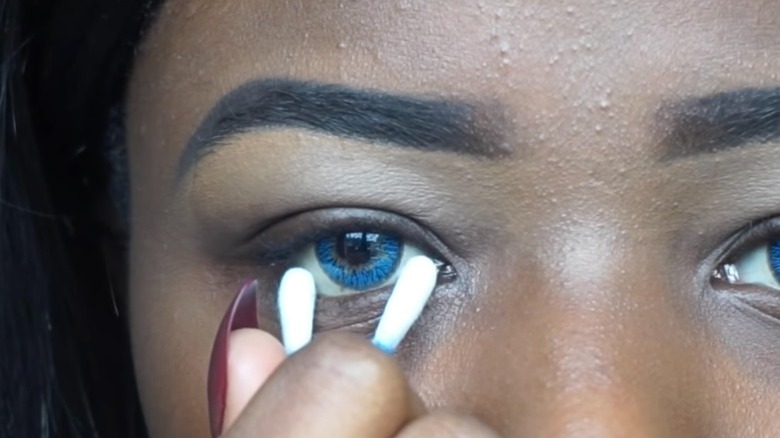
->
249 208 457 284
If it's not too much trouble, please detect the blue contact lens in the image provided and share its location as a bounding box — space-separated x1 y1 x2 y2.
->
315 232 402 291
769 240 780 282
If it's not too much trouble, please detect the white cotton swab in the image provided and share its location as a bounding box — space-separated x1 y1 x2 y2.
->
278 267 316 355
372 255 438 354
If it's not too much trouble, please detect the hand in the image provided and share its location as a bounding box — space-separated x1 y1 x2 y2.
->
221 331 499 437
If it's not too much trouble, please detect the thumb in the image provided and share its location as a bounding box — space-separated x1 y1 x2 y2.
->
223 328 286 433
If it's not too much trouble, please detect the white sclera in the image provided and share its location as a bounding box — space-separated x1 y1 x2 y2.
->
372 255 438 353
278 267 317 355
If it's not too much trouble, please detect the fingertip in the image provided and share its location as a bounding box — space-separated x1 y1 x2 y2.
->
223 328 285 433
294 333 427 418
223 332 427 437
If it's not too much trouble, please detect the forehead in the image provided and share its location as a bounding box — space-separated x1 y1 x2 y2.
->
140 0 780 90
146 0 780 77
128 0 780 184
135 1 780 122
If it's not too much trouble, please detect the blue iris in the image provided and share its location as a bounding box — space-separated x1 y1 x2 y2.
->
769 240 780 282
315 232 402 291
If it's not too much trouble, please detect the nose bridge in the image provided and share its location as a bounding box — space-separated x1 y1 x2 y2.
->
471 221 702 437
532 235 666 436
526 289 668 437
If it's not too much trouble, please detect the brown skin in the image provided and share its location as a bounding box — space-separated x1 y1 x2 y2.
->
126 0 780 436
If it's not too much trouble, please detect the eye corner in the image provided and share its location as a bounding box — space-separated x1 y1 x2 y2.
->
433 258 458 282
711 261 740 284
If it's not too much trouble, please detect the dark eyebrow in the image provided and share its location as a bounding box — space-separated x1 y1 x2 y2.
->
660 87 780 160
177 78 508 179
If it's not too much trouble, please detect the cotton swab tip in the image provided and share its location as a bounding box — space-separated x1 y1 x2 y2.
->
372 255 438 354
278 267 316 355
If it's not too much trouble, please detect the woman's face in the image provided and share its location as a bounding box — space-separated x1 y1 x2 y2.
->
126 0 780 436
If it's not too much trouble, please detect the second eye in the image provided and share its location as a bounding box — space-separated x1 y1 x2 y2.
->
716 239 780 290
292 231 427 296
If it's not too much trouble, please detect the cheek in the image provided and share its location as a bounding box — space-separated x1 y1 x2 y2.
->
129 230 230 437
401 244 780 435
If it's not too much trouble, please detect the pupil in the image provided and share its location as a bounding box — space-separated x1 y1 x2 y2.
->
336 232 377 265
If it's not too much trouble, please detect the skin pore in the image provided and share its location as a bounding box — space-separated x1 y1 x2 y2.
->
126 0 780 436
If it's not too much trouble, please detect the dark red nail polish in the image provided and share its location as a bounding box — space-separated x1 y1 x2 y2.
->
208 280 259 438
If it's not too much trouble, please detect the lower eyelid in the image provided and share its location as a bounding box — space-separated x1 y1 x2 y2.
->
251 262 463 346
315 312 382 335
310 266 458 331
283 262 457 334
252 274 390 334
718 285 780 323
312 287 392 331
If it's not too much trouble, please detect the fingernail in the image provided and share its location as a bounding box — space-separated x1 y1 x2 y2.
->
208 280 259 438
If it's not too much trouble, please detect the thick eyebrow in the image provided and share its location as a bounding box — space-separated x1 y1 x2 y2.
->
660 87 780 160
177 78 508 179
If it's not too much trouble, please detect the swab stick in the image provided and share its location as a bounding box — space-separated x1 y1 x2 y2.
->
372 256 438 353
278 268 316 355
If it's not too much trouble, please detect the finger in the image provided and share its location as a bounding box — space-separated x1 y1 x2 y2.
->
224 332 425 438
223 328 286 433
396 411 500 438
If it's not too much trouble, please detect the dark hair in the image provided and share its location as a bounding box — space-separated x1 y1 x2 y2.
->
1 0 162 436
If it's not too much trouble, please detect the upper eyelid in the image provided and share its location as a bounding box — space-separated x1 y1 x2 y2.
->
244 208 455 267
717 219 780 266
